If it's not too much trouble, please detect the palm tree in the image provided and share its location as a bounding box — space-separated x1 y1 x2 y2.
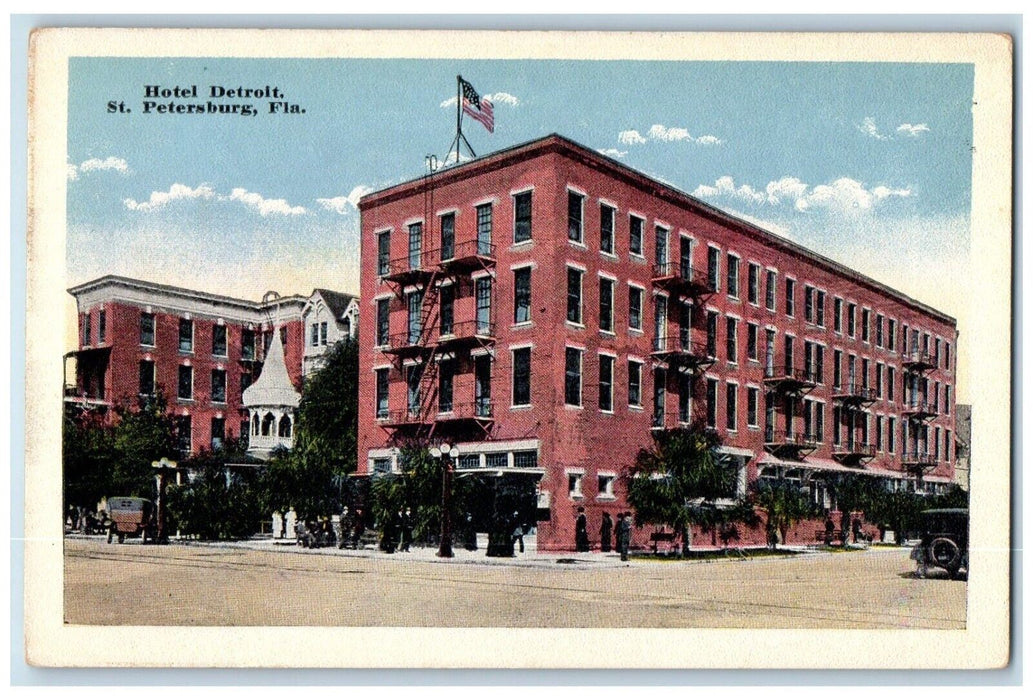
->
625 423 754 554
751 478 816 548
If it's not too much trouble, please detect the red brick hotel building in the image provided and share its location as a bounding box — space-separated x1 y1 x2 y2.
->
356 134 958 551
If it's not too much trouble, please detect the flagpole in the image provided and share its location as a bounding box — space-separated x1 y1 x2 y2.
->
454 75 463 164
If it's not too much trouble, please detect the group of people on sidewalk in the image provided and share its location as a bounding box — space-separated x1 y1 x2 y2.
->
576 507 633 561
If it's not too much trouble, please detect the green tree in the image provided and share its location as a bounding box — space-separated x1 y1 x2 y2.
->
866 487 927 544
256 447 338 521
294 337 359 476
109 391 179 497
824 473 882 537
166 444 263 540
750 478 817 548
625 424 753 553
63 407 116 512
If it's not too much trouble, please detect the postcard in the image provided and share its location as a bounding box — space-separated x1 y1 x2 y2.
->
25 28 1012 668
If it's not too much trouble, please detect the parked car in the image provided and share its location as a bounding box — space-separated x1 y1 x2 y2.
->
105 497 156 544
910 508 968 579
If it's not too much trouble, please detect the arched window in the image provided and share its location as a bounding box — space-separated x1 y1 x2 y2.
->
252 413 259 436
279 414 292 438
262 412 275 436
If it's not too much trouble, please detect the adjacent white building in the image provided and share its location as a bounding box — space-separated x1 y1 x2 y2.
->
301 288 358 377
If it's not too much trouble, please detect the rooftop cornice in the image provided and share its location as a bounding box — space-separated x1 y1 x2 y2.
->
360 133 956 327
68 274 307 313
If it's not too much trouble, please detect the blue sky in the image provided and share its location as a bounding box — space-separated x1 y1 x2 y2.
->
67 57 974 390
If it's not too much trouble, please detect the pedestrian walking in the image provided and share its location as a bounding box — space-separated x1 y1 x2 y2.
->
352 507 365 549
511 512 525 554
575 506 589 552
852 515 863 544
600 512 613 553
400 507 414 552
617 512 632 562
463 512 478 551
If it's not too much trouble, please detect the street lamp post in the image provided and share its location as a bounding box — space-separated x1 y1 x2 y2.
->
431 443 460 558
151 457 178 544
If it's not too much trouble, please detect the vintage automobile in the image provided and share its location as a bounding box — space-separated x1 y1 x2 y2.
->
911 508 968 579
105 497 156 544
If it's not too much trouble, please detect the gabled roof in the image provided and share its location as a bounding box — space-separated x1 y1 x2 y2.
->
311 288 357 320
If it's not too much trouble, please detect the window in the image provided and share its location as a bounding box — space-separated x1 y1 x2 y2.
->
726 317 737 364
566 267 583 324
513 268 531 324
678 373 691 423
765 270 776 311
568 472 584 498
377 231 391 276
629 215 644 255
815 402 825 442
476 355 493 416
375 368 389 418
628 360 642 407
567 190 584 243
512 347 531 407
600 204 615 254
211 369 226 404
655 226 669 268
598 474 616 499
628 286 643 331
407 290 423 344
876 314 884 347
82 314 91 345
726 383 737 432
514 191 532 244
372 458 392 474
281 326 289 347
439 360 454 413
747 387 759 427
437 284 454 336
748 263 760 305
945 385 951 415
565 347 582 406
599 354 614 412
945 429 951 462
654 295 668 350
861 309 870 342
888 417 896 453
310 322 320 346
140 312 155 346
211 417 225 450
875 362 884 398
804 286 814 323
834 298 843 333
847 303 856 337
240 372 252 400
816 346 825 384
727 254 740 299
707 246 721 292
476 203 493 255
945 342 951 370
747 323 758 361
706 378 718 428
832 406 841 446
514 451 538 470
176 415 192 454
816 291 826 327
706 311 718 357
440 212 455 261
408 222 423 269
784 335 795 375
98 310 106 344
241 329 256 360
178 365 193 400
652 368 667 427
785 278 795 317
178 318 193 353
833 349 842 388
406 364 423 414
475 277 492 335
888 367 895 401
599 277 615 333
888 318 896 351
376 299 390 346
861 358 870 389
138 360 155 396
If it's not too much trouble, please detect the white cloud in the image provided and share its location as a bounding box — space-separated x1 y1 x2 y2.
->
897 123 930 137
619 125 723 146
228 188 307 216
317 184 374 214
617 129 647 145
648 124 692 142
597 148 627 159
441 91 520 108
67 155 130 180
858 117 890 141
485 92 519 106
123 183 216 212
694 175 912 214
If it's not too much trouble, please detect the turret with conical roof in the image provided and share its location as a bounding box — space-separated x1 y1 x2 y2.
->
243 327 300 457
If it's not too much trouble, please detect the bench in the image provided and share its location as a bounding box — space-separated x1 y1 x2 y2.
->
814 529 848 544
650 531 678 554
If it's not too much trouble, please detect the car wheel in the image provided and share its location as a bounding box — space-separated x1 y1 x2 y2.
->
929 537 961 570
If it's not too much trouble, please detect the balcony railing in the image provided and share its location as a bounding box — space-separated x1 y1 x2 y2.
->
379 253 435 284
436 320 496 349
435 399 494 423
901 450 936 468
435 240 497 272
651 336 715 369
763 366 818 394
764 429 819 453
902 400 939 421
651 262 716 297
381 328 434 356
832 441 877 463
832 382 878 406
902 349 937 372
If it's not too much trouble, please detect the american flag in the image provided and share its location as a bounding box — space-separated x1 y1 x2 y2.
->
460 78 494 133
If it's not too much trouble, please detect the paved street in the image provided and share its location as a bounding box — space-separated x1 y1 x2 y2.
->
63 537 966 629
